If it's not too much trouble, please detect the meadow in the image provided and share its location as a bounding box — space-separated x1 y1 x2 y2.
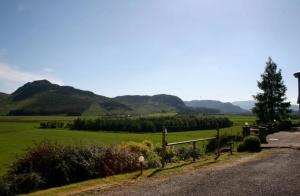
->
0 115 256 176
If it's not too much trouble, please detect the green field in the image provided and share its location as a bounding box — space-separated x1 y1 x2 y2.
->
0 115 256 176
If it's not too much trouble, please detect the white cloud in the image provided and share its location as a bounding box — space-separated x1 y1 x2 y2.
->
0 63 63 86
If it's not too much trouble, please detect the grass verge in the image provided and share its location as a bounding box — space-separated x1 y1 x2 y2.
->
26 151 268 196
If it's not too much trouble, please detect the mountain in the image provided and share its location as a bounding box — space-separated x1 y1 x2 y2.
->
232 100 255 111
291 104 299 112
0 80 195 116
114 94 186 114
185 100 249 114
232 100 299 113
1 80 132 116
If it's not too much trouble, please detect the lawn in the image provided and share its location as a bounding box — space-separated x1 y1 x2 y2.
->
0 115 255 176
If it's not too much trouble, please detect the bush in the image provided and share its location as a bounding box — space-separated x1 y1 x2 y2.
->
206 134 242 153
277 120 292 131
3 140 161 194
243 136 261 152
40 121 65 129
9 172 45 194
237 143 246 152
176 147 201 160
120 141 161 168
0 180 11 196
154 146 178 163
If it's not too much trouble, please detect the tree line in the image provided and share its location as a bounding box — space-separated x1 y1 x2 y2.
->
70 115 233 132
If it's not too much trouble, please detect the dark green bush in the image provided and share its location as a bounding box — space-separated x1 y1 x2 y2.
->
9 172 45 194
277 120 292 131
0 180 11 196
243 136 261 152
40 121 64 129
237 143 246 152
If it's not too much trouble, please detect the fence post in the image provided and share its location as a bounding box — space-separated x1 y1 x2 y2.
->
162 128 167 168
242 125 250 139
193 141 196 162
216 123 220 159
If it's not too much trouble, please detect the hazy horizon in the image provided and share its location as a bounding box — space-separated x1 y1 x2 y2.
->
0 0 299 104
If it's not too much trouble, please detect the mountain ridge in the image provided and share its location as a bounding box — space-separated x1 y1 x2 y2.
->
0 80 189 116
185 100 250 114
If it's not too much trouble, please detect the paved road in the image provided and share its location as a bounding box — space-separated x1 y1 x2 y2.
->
77 131 300 196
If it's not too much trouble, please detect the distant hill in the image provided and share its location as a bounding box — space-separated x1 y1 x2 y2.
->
7 80 298 116
232 100 299 113
114 94 186 114
232 100 256 111
0 80 132 116
185 100 249 114
0 80 209 116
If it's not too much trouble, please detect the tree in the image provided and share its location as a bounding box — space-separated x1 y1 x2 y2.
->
253 57 291 124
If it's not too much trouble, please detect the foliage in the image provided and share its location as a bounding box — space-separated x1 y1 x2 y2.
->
120 141 161 168
70 115 233 132
40 121 65 129
237 143 246 152
176 146 201 160
253 57 291 124
206 134 243 153
2 140 159 194
238 136 261 152
276 120 292 131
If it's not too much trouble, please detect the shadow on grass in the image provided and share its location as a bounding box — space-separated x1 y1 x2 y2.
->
147 161 195 178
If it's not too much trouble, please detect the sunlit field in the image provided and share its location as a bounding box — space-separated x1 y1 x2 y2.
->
0 115 255 176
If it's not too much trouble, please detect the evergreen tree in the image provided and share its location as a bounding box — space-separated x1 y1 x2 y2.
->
253 57 291 124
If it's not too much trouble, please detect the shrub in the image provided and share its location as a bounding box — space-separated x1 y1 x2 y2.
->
277 120 292 131
9 172 45 194
3 140 161 194
237 143 246 152
120 141 161 168
40 121 64 129
164 147 177 163
0 180 11 196
154 146 177 163
243 136 261 152
176 147 201 160
206 134 242 153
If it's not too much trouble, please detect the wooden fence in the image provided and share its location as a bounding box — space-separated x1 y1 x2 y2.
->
161 127 223 168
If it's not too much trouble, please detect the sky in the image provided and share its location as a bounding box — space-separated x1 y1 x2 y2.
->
0 0 299 103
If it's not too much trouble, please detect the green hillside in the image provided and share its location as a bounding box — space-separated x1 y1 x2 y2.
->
113 94 186 114
1 80 132 116
0 80 196 116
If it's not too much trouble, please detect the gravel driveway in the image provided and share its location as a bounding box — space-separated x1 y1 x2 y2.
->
76 131 300 196
262 130 300 148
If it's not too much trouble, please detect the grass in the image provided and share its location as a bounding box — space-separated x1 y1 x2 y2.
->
0 115 256 177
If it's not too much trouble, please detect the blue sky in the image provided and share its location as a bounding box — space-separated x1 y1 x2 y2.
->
0 0 299 103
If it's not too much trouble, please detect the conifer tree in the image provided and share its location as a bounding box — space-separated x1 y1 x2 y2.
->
253 57 291 124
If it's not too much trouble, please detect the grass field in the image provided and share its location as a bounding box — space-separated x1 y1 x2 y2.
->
0 115 256 176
